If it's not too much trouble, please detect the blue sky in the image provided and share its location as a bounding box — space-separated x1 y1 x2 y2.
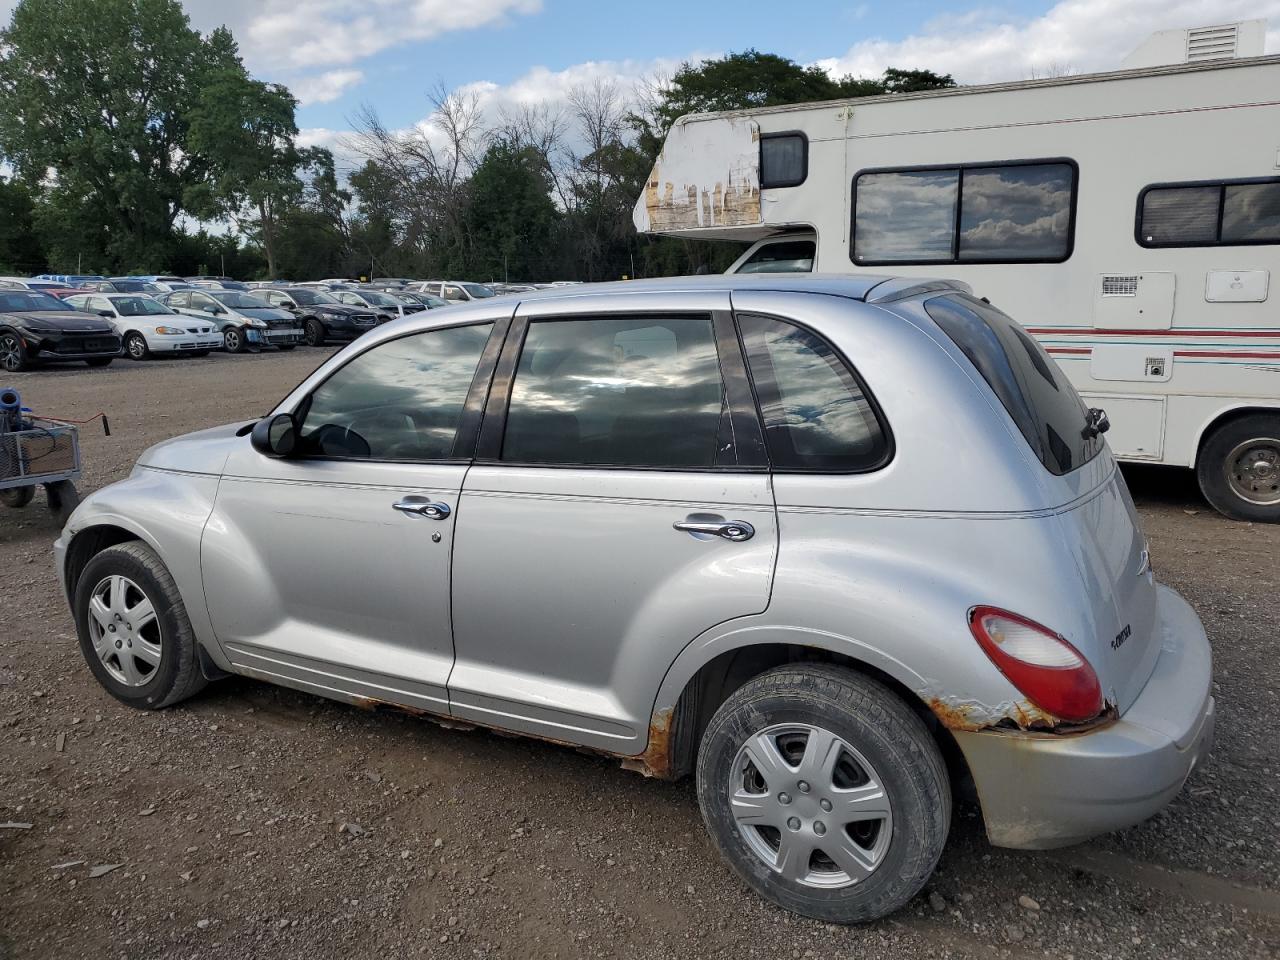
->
81 0 1278 155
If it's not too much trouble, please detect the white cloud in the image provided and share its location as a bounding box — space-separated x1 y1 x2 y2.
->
814 0 1280 84
293 69 364 105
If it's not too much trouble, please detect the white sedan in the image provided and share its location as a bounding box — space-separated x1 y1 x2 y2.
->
63 293 223 360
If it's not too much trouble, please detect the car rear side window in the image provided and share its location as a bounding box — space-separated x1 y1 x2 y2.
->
737 313 889 471
501 317 727 468
296 324 492 461
925 294 1101 475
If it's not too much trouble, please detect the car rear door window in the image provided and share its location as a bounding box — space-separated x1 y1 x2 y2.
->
296 324 492 461
925 293 1101 475
738 313 889 471
501 317 727 468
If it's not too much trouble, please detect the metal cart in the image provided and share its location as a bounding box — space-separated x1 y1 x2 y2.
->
0 417 82 523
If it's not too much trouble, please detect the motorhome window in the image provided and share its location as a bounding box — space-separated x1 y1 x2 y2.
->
854 170 959 262
852 160 1076 264
957 163 1074 260
760 133 807 189
737 240 816 273
1138 178 1280 246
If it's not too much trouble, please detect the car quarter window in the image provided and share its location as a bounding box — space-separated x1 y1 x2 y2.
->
295 323 492 461
500 316 728 468
737 313 890 471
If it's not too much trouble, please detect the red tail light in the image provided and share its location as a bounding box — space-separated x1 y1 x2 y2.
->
968 606 1103 723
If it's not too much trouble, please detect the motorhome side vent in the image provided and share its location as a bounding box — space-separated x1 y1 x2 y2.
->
1186 24 1239 62
1102 275 1140 297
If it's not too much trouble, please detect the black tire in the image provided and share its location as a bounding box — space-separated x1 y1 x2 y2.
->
696 664 950 924
277 344 296 352
1 331 29 372
72 541 208 709
125 332 150 361
0 486 35 509
1197 413 1280 522
224 327 247 353
85 358 113 368
45 479 81 524
303 318 326 347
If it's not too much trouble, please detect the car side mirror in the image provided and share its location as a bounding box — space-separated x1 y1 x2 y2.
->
281 300 296 309
97 310 114 318
250 413 298 458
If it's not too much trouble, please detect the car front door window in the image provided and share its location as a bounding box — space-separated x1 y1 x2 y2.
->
297 324 493 461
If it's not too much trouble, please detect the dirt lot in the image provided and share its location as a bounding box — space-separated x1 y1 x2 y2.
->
1 351 1277 960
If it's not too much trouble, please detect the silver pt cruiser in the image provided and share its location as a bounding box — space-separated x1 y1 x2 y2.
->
54 276 1214 923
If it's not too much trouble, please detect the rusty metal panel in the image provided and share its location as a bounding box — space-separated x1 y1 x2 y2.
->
634 117 761 233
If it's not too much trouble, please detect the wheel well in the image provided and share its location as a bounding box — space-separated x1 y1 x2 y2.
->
62 525 140 603
1195 406 1280 465
661 644 974 797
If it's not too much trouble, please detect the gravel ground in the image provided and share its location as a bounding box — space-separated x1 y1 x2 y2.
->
1 351 1277 960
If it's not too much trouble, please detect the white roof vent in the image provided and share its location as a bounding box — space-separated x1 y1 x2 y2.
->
1186 24 1240 62
1121 19 1266 68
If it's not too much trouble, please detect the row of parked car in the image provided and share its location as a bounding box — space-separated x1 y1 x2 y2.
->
0 274 540 372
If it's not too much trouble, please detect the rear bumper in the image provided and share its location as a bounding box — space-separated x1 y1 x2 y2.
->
955 583 1214 849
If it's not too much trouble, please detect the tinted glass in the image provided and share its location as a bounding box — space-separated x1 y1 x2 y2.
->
287 289 336 305
502 317 725 467
1222 182 1280 243
925 294 1100 476
297 324 491 460
1139 186 1219 244
854 170 959 262
209 291 271 309
463 284 495 298
114 297 172 316
761 134 806 188
737 240 816 274
0 291 66 312
738 314 888 470
958 163 1073 260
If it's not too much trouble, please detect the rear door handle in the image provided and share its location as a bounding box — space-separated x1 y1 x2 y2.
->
673 518 755 542
392 497 451 520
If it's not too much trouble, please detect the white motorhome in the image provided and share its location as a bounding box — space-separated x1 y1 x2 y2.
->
633 23 1280 522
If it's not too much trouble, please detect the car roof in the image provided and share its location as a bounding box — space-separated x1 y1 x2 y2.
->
468 274 944 305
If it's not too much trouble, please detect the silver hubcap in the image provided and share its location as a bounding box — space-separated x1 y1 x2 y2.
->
226 331 240 350
128 337 145 358
86 575 162 687
729 723 892 889
1226 438 1280 504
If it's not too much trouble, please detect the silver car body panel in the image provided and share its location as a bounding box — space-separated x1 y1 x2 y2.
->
53 275 1212 851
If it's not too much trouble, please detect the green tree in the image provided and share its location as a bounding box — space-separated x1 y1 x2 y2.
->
463 141 559 281
0 0 231 267
0 176 46 274
185 34 305 278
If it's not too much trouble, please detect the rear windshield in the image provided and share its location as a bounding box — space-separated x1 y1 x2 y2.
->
924 293 1101 475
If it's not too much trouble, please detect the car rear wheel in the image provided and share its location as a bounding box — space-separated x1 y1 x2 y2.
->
1197 413 1280 522
125 332 150 360
1 332 29 372
224 327 247 353
72 542 208 709
696 664 950 923
304 318 326 347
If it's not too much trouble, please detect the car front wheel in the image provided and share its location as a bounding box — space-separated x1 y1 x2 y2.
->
224 327 247 353
304 318 326 346
73 542 208 709
696 664 950 924
125 332 150 360
1 332 29 372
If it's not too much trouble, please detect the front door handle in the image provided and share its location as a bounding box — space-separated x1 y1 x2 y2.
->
673 518 755 542
392 497 451 520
